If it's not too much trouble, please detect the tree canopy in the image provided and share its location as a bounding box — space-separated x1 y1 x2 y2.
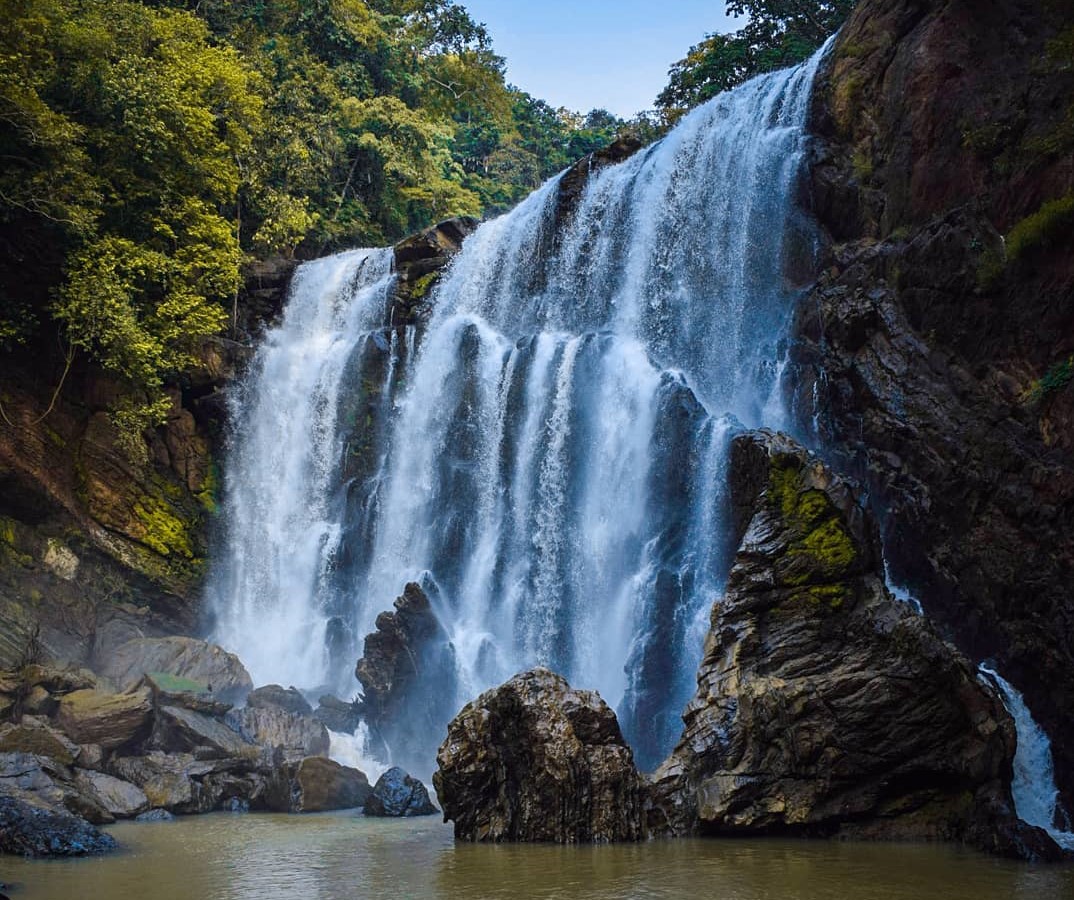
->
657 1 857 114
0 0 646 444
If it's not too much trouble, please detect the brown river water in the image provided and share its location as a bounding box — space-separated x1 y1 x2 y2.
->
3 812 1073 900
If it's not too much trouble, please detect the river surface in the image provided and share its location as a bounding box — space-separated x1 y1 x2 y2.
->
4 813 1073 900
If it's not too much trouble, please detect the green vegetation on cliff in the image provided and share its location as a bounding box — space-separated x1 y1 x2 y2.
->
657 1 858 114
0 0 640 439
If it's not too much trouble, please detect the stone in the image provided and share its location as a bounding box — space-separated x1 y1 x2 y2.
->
647 431 1060 861
143 672 232 717
76 744 105 771
0 795 116 857
267 757 371 813
247 684 312 716
0 752 112 826
224 706 329 761
135 808 176 822
73 770 149 819
0 718 81 766
313 695 362 734
355 581 457 774
55 688 152 751
22 685 56 717
149 705 259 758
110 751 267 815
98 637 252 704
363 767 437 818
434 668 644 843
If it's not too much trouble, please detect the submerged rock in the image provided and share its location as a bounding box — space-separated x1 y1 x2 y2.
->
363 767 438 818
0 795 116 857
135 808 176 822
648 431 1060 860
434 668 644 843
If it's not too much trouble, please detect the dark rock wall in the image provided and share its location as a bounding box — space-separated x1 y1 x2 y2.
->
797 0 1074 806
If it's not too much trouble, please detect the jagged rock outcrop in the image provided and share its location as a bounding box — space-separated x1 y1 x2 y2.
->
433 668 644 843
648 431 1061 861
355 581 456 774
390 217 479 326
798 0 1074 807
363 766 438 818
313 695 362 734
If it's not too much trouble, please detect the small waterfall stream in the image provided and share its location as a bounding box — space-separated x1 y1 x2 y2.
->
979 666 1074 850
211 44 831 770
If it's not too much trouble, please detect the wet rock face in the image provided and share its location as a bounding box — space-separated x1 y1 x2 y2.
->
0 795 116 857
391 217 479 326
649 431 1059 859
363 767 438 818
224 706 330 762
265 756 372 813
801 0 1074 807
355 582 457 774
434 668 644 844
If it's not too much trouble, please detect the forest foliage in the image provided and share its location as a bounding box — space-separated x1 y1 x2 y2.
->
657 1 858 114
0 0 645 437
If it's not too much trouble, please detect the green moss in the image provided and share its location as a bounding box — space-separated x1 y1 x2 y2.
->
799 519 857 572
410 271 440 300
0 518 15 547
147 671 208 694
1006 193 1074 262
792 584 849 611
133 495 194 559
1022 355 1074 404
851 148 873 180
44 426 66 448
196 459 219 515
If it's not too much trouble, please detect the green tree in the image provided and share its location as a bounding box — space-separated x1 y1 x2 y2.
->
657 1 857 113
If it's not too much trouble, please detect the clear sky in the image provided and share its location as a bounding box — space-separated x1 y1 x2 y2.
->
460 1 741 118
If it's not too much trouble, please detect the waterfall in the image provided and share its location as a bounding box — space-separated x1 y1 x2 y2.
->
979 665 1074 850
211 43 831 771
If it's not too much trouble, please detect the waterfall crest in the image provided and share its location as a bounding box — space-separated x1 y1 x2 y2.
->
212 44 830 770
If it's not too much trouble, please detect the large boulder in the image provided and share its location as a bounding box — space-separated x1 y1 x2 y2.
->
0 752 112 825
363 767 438 818
98 637 252 704
55 687 152 751
149 705 259 759
72 770 149 819
224 707 329 762
355 581 457 774
266 757 372 813
143 672 232 717
313 695 361 734
247 684 312 717
434 668 644 843
648 431 1061 861
0 795 116 857
0 718 81 766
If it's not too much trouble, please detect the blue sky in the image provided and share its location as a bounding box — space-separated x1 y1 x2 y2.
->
460 1 740 118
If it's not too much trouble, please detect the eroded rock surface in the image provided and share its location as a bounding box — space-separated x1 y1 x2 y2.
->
99 637 252 703
364 766 437 818
434 668 644 843
648 431 1060 861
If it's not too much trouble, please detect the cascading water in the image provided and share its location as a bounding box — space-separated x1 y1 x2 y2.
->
211 43 830 772
979 666 1074 850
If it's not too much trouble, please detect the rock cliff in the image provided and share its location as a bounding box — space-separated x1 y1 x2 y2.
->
648 431 1060 860
796 0 1074 807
